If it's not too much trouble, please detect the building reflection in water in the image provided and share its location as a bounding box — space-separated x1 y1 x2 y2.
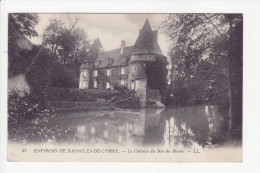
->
54 106 221 148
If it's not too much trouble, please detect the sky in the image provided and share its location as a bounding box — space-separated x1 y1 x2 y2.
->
30 13 170 56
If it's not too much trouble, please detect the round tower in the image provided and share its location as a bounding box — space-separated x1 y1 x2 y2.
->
129 19 167 107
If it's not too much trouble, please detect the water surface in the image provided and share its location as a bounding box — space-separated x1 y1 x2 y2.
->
46 106 223 149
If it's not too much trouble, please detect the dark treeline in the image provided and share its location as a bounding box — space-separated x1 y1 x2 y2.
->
8 14 90 94
160 14 242 139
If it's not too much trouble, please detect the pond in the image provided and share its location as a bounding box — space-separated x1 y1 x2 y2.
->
41 105 226 149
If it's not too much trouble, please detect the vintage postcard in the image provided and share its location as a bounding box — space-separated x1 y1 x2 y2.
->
7 13 242 162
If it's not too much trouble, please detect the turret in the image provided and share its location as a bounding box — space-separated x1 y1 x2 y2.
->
132 18 163 56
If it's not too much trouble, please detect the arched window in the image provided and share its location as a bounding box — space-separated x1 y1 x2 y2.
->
83 70 87 77
82 81 87 88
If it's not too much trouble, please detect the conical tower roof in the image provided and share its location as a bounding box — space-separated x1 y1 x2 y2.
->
132 19 163 56
85 38 103 62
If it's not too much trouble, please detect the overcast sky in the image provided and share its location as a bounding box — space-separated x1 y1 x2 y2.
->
30 13 170 56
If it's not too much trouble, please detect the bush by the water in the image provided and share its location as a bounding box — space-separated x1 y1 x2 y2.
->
8 90 61 143
44 88 121 102
8 90 46 121
111 90 141 109
113 84 128 91
50 63 79 88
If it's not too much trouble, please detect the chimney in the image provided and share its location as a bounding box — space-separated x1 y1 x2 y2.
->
121 40 126 54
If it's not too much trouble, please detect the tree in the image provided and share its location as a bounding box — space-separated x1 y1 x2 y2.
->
161 14 242 138
42 15 90 64
25 46 55 96
8 13 39 76
8 13 39 41
50 63 78 88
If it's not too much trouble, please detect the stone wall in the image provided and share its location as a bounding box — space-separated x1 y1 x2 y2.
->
147 88 161 102
92 65 129 89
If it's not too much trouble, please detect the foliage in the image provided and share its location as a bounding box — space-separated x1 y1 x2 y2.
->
8 90 46 121
8 13 39 77
115 97 140 109
42 16 90 64
113 83 128 91
50 63 79 88
8 45 34 76
161 14 242 138
44 88 121 102
147 89 161 102
25 46 55 95
161 14 239 104
8 13 39 41
146 57 168 104
111 90 140 109
8 90 72 143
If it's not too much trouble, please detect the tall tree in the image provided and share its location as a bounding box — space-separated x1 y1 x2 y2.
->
42 15 90 64
161 14 242 138
8 13 39 41
8 13 39 76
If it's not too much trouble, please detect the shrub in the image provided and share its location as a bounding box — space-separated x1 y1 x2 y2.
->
8 90 46 121
113 83 128 91
50 63 78 88
44 88 121 102
8 90 53 141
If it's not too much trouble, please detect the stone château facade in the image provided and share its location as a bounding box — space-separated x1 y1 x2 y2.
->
79 19 168 107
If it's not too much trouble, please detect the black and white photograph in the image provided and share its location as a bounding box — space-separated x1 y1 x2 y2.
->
6 12 244 162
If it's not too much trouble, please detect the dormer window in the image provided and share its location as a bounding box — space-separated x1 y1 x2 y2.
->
95 60 101 68
107 69 111 76
93 70 98 77
122 57 126 63
108 58 114 66
121 67 126 75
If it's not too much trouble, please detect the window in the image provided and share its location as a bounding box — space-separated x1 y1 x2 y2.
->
121 67 125 75
93 70 98 77
106 82 110 89
120 79 125 86
107 69 111 76
82 81 87 88
131 80 135 90
94 80 97 88
122 57 125 63
83 70 87 77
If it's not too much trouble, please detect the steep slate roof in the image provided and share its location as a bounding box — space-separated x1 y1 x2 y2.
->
82 19 167 66
81 38 103 63
132 19 163 56
96 46 133 68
